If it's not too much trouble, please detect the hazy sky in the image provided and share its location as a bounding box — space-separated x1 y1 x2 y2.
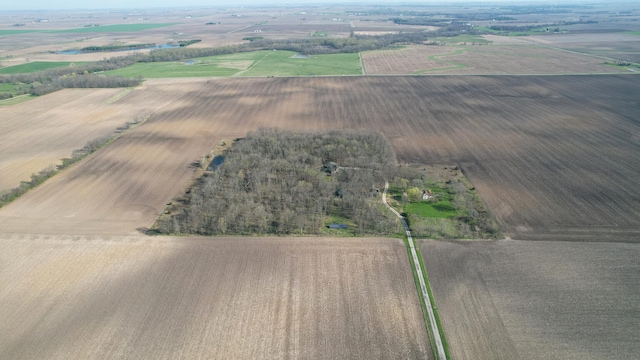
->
0 0 563 11
3 1 225 10
1 0 620 11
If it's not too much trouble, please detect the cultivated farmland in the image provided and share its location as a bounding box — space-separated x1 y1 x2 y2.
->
362 43 629 75
105 50 363 78
0 235 430 359
0 88 148 192
527 33 640 63
1 75 638 241
421 239 640 360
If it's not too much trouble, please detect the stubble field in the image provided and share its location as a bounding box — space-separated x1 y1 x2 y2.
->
527 33 640 63
420 239 640 360
0 235 430 359
362 43 629 75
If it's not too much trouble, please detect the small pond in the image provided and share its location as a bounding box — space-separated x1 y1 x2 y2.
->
207 155 225 171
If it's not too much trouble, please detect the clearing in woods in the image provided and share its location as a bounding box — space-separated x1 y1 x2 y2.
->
0 235 431 360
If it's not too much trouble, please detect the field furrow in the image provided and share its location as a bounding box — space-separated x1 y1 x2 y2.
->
1 76 638 240
0 236 431 360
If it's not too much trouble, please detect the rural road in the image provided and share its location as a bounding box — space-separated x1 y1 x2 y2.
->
383 182 447 360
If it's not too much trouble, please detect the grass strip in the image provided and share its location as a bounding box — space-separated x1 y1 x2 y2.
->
0 94 35 106
414 48 467 74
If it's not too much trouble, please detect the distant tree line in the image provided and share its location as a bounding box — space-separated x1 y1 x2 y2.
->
0 58 143 96
30 75 142 96
487 20 596 33
80 43 156 52
156 129 401 236
0 30 440 95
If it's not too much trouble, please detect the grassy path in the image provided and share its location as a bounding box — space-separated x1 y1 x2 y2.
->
414 49 467 74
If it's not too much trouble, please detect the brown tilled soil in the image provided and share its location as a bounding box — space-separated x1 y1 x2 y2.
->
362 43 628 75
0 88 149 192
420 239 640 360
2 76 638 241
527 33 640 63
0 235 431 360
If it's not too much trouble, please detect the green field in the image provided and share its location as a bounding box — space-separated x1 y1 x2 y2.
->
0 30 38 36
0 83 18 92
0 83 27 97
0 62 83 74
54 23 177 33
405 201 457 218
105 50 362 78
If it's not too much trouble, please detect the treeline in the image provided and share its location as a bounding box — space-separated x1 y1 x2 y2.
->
0 30 435 95
248 32 432 54
488 20 596 33
30 75 142 96
80 43 156 52
0 57 143 96
155 129 400 236
391 15 514 26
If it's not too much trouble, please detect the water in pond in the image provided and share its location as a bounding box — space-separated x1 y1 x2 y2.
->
207 156 225 171
56 49 81 55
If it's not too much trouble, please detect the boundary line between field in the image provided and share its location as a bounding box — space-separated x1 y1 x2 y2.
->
383 181 447 360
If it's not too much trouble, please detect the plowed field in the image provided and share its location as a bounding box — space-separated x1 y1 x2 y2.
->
421 239 640 359
4 76 639 240
0 88 146 192
0 235 430 359
362 44 629 75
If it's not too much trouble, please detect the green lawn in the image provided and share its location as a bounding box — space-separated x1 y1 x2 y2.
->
105 50 363 78
405 201 457 218
0 62 83 74
53 23 177 33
